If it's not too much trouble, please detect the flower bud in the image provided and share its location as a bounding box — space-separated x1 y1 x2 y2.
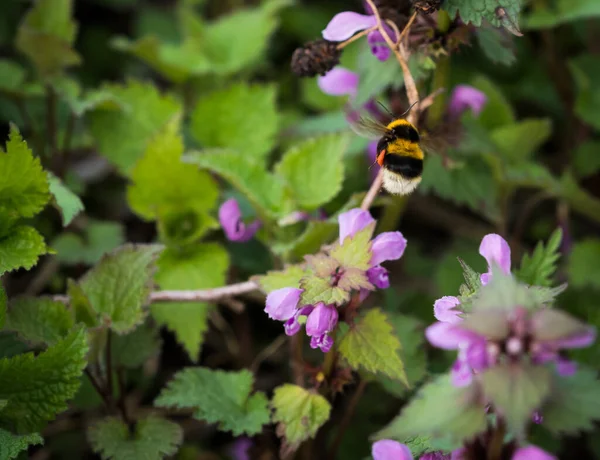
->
265 287 303 321
218 198 261 242
306 303 338 337
367 265 390 289
291 39 342 77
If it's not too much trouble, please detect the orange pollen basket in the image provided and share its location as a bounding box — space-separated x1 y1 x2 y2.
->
376 149 386 166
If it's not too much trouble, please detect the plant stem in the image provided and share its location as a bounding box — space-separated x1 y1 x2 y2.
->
327 379 368 460
487 417 506 460
290 333 305 387
116 367 133 426
45 85 58 159
105 330 114 407
84 368 111 410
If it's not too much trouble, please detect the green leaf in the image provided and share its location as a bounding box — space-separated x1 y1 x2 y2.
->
457 258 483 303
15 0 81 77
127 119 218 223
515 228 562 287
475 25 515 66
0 60 29 96
152 243 228 361
275 133 349 210
0 126 51 219
330 223 374 271
0 332 30 360
185 150 290 219
472 267 565 311
0 327 88 432
376 314 427 397
524 0 600 29
419 156 498 220
542 367 600 435
481 363 551 434
67 279 98 328
6 297 73 346
111 322 161 368
199 3 285 75
190 83 278 161
299 273 349 306
47 172 84 226
338 308 408 386
569 55 600 131
0 429 43 460
79 244 163 334
573 141 600 179
52 220 125 265
490 118 552 163
87 80 182 175
254 264 306 293
0 226 48 276
271 384 331 447
442 0 522 33
568 239 600 289
155 367 270 436
374 374 486 444
88 416 183 460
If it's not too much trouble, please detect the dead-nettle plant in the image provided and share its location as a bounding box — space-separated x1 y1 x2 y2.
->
5 1 600 460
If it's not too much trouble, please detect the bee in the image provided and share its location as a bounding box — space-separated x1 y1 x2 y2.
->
350 101 426 195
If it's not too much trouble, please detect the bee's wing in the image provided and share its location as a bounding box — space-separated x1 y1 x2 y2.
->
348 115 390 140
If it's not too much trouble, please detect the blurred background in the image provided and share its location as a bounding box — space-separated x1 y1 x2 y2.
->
1 0 600 458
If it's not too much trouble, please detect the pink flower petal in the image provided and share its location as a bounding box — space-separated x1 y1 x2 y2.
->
425 322 477 350
322 12 377 41
434 296 463 324
305 303 338 337
218 198 261 242
265 287 303 321
318 66 359 96
372 440 413 460
338 208 375 244
479 233 511 284
370 231 407 266
512 446 556 460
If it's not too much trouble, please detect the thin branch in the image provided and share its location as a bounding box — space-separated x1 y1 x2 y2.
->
250 334 287 373
337 26 378 50
150 280 258 302
84 368 111 410
53 280 259 306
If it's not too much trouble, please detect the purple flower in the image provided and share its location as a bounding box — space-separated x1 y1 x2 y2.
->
368 30 391 61
512 445 556 460
218 198 261 242
532 410 543 424
370 231 407 266
372 440 413 460
265 287 303 321
322 11 396 62
427 305 596 386
284 305 314 337
434 296 463 324
306 303 338 352
338 208 375 244
448 84 487 118
425 321 489 386
318 66 359 97
367 265 390 289
479 233 511 285
229 437 252 460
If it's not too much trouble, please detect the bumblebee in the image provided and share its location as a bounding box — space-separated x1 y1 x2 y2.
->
350 102 425 195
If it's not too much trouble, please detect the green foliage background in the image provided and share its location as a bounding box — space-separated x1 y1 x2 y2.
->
0 0 600 459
